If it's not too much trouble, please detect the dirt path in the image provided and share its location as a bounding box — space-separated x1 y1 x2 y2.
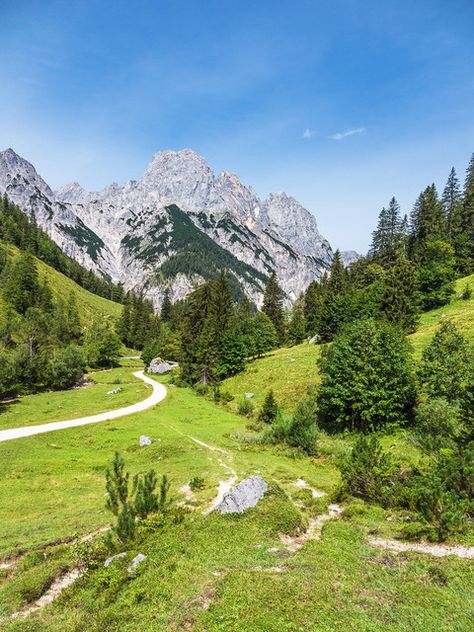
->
280 503 343 552
0 372 167 443
369 537 474 559
12 567 83 619
188 437 238 513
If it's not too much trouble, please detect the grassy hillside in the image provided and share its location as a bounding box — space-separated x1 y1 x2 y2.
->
223 273 474 412
409 273 474 354
0 376 472 629
0 245 121 326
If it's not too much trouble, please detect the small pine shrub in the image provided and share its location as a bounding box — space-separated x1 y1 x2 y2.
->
461 283 471 300
237 398 255 417
189 476 205 491
258 390 278 424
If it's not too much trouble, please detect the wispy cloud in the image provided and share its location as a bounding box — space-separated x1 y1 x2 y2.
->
303 128 315 139
329 127 366 140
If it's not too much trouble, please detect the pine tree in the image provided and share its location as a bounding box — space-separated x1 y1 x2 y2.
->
379 254 419 333
458 154 474 274
258 389 279 424
180 281 214 382
409 185 446 261
442 168 463 243
197 271 235 379
262 272 285 344
369 198 403 266
218 329 247 378
418 240 456 310
248 311 277 358
288 307 306 345
2 252 43 315
161 287 173 323
418 320 472 402
318 251 354 342
304 279 325 336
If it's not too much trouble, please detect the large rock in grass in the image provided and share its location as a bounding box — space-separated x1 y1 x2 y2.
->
215 476 268 514
148 357 179 374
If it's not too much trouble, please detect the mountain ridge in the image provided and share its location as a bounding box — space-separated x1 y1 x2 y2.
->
0 147 338 308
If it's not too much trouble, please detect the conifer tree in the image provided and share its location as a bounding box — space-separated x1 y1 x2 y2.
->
418 240 456 309
304 279 325 336
197 271 235 379
3 252 43 315
369 198 403 266
262 272 285 344
161 287 173 323
318 251 354 342
379 253 419 333
409 185 446 261
248 311 277 358
458 153 474 274
288 307 306 345
258 389 279 424
180 281 213 382
442 168 463 243
418 320 472 402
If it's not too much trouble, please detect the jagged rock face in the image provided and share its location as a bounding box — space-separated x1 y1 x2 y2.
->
0 147 335 308
340 250 361 267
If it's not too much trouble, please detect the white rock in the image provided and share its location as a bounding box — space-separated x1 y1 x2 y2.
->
104 552 126 568
214 476 268 514
244 393 254 399
139 435 152 447
127 553 146 573
148 357 179 374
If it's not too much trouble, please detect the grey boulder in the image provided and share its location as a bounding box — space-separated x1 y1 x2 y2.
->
148 357 179 374
215 476 268 514
104 552 126 568
128 553 146 573
139 435 152 447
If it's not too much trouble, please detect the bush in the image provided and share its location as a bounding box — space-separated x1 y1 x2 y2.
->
237 398 255 417
194 383 209 396
84 320 121 368
189 476 205 491
258 390 279 424
412 398 460 453
47 345 85 390
318 318 416 432
105 452 170 545
418 320 472 403
461 283 471 300
284 394 319 455
339 435 397 504
411 474 468 542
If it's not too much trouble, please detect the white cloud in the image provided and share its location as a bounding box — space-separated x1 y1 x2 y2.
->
329 127 366 140
303 128 315 139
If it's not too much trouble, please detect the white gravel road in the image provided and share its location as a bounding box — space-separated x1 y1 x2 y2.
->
0 371 166 443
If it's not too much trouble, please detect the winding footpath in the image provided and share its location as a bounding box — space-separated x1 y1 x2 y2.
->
0 371 167 443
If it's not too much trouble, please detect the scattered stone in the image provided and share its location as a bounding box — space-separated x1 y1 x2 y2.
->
308 335 318 344
440 313 446 318
290 358 296 362
104 552 126 568
128 553 146 572
214 476 268 514
148 357 179 374
267 547 280 553
244 392 254 399
139 435 152 447
107 387 122 395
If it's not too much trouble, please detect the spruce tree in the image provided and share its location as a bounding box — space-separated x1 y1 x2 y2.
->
318 251 354 342
418 240 456 310
418 320 472 402
409 185 446 261
258 389 279 424
262 272 285 344
288 307 306 345
248 311 277 358
369 198 403 266
3 252 43 315
442 167 463 246
197 271 235 379
304 279 325 336
180 281 213 382
379 254 419 333
161 287 173 323
458 154 474 274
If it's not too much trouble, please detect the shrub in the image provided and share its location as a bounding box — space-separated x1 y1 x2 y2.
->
411 474 468 542
194 383 209 396
418 320 472 402
105 452 170 545
461 283 471 300
412 398 460 453
318 318 416 432
339 435 396 504
189 476 205 491
237 398 255 417
258 390 279 424
47 345 85 390
284 394 319 455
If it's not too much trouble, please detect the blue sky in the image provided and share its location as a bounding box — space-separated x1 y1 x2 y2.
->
1 0 473 252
